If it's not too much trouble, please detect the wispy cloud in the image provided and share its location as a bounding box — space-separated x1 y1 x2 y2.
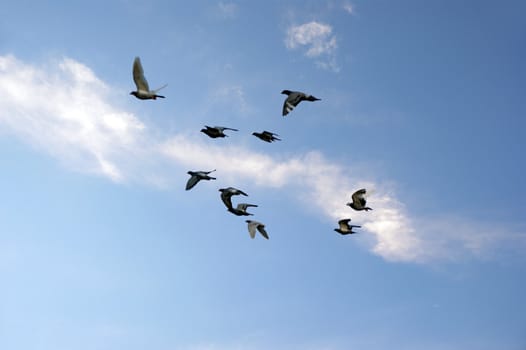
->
0 55 150 182
210 84 251 114
1 54 523 263
285 21 339 72
343 2 354 15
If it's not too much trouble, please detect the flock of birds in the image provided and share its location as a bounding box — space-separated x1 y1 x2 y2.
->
130 56 373 240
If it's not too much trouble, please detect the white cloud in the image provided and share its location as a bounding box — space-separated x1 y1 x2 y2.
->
0 55 148 182
285 21 339 71
286 21 337 57
0 54 523 264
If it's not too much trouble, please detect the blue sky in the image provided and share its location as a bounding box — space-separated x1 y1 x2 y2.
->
1 1 525 349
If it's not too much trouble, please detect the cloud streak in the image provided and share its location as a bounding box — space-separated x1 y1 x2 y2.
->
285 21 339 72
0 55 150 182
0 54 523 263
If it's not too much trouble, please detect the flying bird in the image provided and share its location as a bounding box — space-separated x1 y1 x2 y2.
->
252 130 281 143
334 219 361 235
228 203 258 216
185 169 216 190
130 56 167 100
347 188 373 211
201 125 239 138
246 220 269 239
281 90 320 116
219 187 248 209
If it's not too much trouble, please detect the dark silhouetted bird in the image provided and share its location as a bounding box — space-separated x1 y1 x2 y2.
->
228 203 258 216
246 220 269 239
347 188 373 211
185 169 216 190
200 125 238 138
281 90 320 116
219 187 248 209
130 57 167 100
334 219 361 235
252 130 281 143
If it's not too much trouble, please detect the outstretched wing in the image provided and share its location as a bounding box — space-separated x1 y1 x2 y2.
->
215 126 238 132
352 189 367 205
153 83 167 93
338 219 351 230
247 221 257 238
257 224 269 239
236 203 258 211
133 57 150 91
282 91 303 116
220 191 233 209
185 175 200 190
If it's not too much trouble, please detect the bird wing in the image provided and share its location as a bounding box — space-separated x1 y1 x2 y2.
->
282 92 303 116
214 126 238 132
132 57 150 91
352 189 366 204
247 221 257 238
153 83 167 93
220 191 233 209
263 131 279 137
338 219 351 230
283 99 293 116
257 224 269 239
185 175 200 190
237 203 258 210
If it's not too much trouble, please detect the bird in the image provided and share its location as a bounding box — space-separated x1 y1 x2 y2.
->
334 219 361 235
347 188 373 211
200 125 239 138
246 220 269 239
219 187 248 209
252 130 281 143
130 57 167 100
185 169 216 190
281 90 320 116
228 203 258 216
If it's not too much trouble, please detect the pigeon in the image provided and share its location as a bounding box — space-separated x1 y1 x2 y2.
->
130 57 167 100
281 90 320 116
185 169 216 190
228 203 258 216
347 188 373 211
219 187 248 209
246 220 269 239
252 130 281 143
334 219 361 235
201 125 239 138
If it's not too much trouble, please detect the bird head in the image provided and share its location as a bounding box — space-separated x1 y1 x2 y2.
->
130 91 138 97
281 90 291 95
